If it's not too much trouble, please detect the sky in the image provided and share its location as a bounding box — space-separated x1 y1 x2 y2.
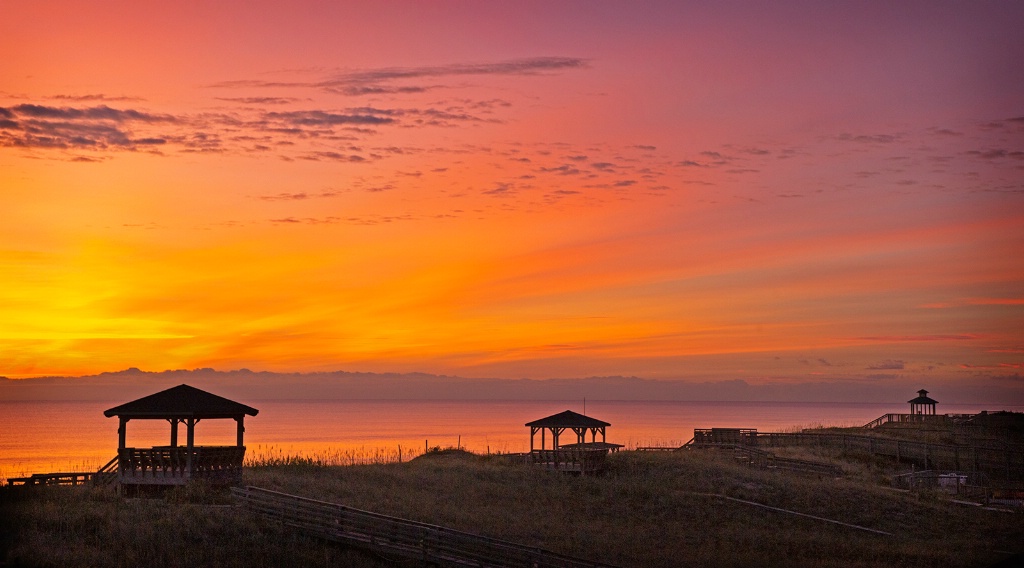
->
2 2 1023 400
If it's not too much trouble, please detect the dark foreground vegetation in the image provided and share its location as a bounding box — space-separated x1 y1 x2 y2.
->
2 447 1021 567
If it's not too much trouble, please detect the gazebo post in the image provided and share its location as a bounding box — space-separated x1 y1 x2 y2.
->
118 417 128 450
186 418 196 477
169 419 179 447
541 428 546 450
235 416 245 447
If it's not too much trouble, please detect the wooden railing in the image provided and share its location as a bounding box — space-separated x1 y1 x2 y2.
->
862 413 950 429
692 428 758 446
529 448 609 474
119 445 245 484
7 454 120 487
233 486 617 568
8 472 97 486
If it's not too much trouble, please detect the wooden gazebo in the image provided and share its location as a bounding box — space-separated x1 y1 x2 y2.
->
908 389 938 416
103 384 258 488
524 410 620 474
526 410 611 451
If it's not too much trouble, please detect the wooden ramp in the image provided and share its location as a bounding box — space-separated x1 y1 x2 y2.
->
8 455 119 487
232 486 617 568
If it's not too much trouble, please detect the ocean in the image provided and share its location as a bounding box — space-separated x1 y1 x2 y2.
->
1 398 1017 482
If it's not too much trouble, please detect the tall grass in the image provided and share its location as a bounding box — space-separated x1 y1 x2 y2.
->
2 449 1020 567
244 444 422 468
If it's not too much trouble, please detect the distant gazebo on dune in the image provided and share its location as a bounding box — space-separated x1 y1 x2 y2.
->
908 389 938 416
525 410 620 451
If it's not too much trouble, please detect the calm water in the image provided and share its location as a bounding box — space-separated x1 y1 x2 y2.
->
0 399 1017 482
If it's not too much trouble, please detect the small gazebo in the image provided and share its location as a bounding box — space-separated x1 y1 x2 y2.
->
908 389 938 416
526 410 611 451
104 384 258 488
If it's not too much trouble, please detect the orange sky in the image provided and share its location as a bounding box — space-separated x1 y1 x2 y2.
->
1 2 1023 398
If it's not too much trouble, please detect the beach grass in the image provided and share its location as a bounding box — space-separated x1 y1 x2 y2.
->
3 448 1020 567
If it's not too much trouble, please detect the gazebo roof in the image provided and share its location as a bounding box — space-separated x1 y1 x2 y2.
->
103 384 259 419
526 410 610 428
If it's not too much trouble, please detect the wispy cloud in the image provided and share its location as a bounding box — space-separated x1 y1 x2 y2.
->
265 109 394 126
854 335 978 342
837 133 899 144
920 297 1024 309
216 96 302 105
47 94 144 102
6 104 174 123
0 104 175 150
867 359 905 370
258 190 342 201
211 57 588 96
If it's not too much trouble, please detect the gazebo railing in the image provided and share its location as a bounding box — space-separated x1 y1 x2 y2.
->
529 448 609 474
119 445 245 483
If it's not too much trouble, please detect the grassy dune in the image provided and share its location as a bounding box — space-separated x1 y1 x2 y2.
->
2 448 1021 567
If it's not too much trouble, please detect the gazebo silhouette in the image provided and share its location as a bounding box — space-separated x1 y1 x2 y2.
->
524 409 620 474
908 389 938 416
526 410 610 451
104 384 258 488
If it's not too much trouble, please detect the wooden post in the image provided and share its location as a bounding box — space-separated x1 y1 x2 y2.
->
170 419 179 447
236 416 245 447
186 418 195 477
118 417 128 450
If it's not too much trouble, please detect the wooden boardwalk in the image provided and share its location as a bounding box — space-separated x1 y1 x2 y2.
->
8 456 118 487
232 486 618 568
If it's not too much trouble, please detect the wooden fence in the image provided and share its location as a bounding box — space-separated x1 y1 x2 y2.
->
232 486 617 568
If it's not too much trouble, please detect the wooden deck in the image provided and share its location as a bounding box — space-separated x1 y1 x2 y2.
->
233 486 618 568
